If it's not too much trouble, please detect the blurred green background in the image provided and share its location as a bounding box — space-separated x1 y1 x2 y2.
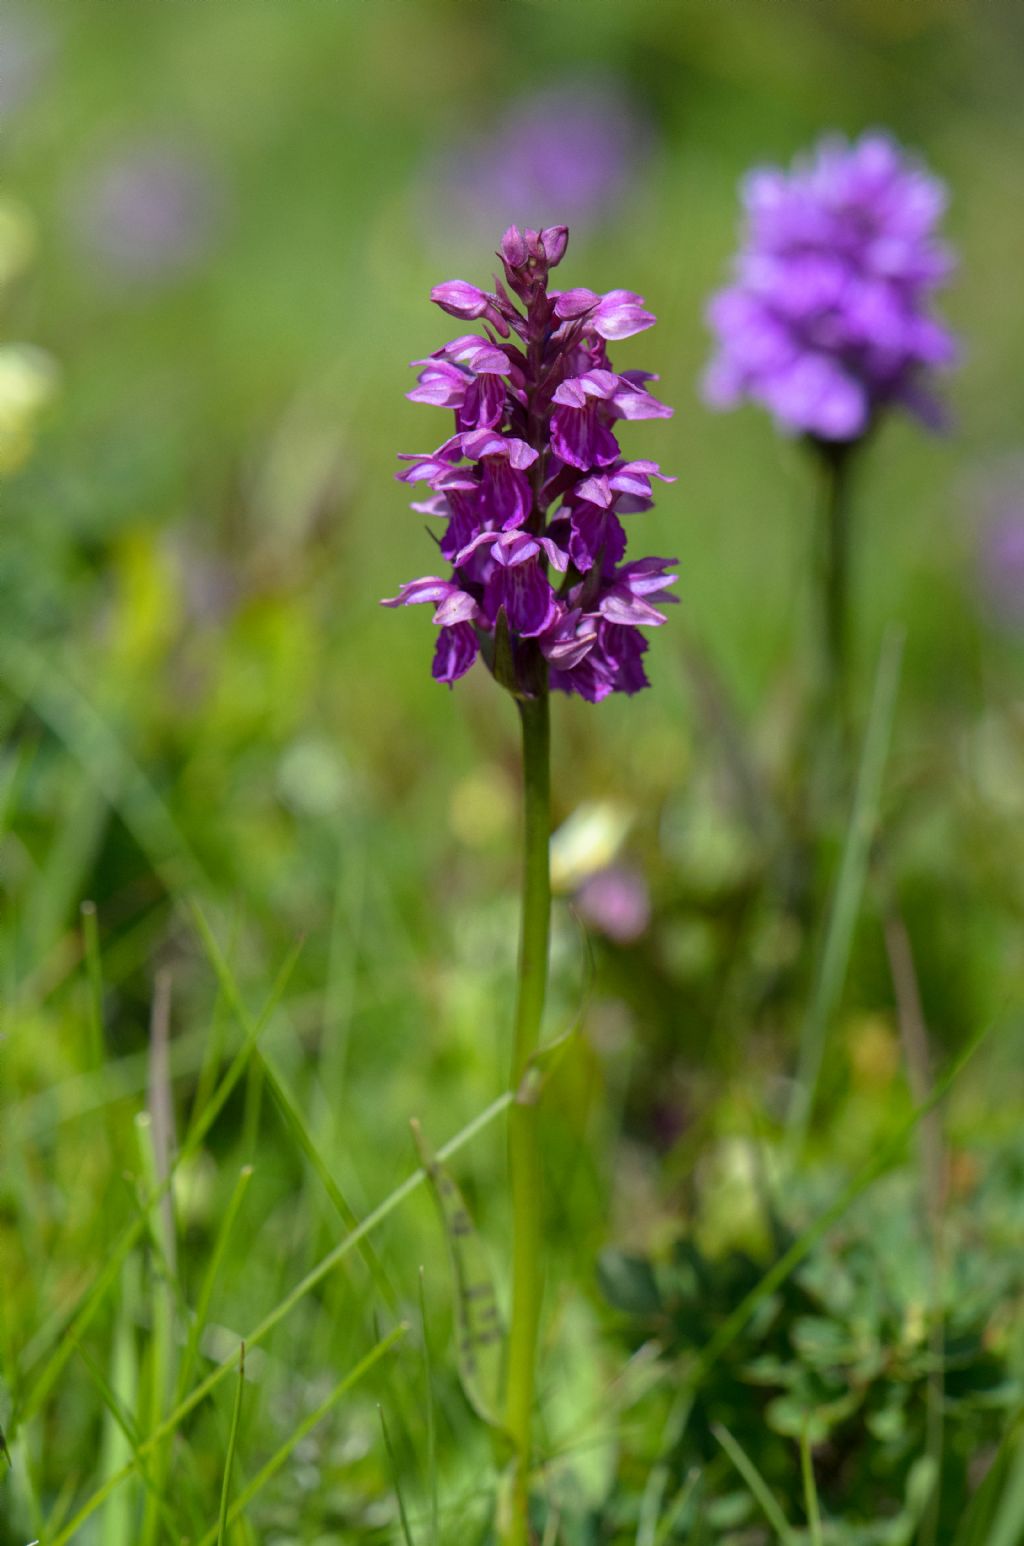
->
3 1 1024 1542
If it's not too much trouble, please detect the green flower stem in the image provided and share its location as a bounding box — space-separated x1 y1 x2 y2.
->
502 682 551 1546
816 439 855 748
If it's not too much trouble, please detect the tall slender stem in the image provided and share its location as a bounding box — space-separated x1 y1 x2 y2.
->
501 683 551 1546
816 439 854 747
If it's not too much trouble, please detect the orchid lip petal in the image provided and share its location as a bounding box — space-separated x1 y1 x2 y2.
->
553 287 600 320
381 576 455 609
433 590 479 626
599 594 668 627
538 536 570 573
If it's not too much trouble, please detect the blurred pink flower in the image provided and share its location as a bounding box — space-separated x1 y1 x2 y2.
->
575 865 651 943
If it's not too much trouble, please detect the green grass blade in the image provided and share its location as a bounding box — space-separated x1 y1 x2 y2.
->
653 1469 700 1546
953 1411 1024 1546
175 1165 253 1408
195 1325 407 1546
637 1392 693 1546
0 635 207 899
410 1119 506 1436
787 625 904 1151
73 1335 181 1545
80 900 105 1068
93 1290 139 1546
379 1403 417 1546
189 900 399 1310
16 941 302 1430
418 1269 439 1546
989 1446 1024 1546
799 1428 825 1546
46 1095 512 1545
215 1345 246 1546
136 1104 178 1546
714 1422 795 1544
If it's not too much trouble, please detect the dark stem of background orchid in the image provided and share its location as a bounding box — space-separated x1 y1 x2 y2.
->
815 436 858 750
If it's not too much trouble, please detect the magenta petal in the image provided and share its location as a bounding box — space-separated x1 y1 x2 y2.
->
433 623 479 685
612 384 673 421
551 369 618 407
381 576 455 608
506 438 539 471
486 559 556 637
574 473 614 508
599 591 667 627
458 373 506 431
538 535 570 573
601 623 650 694
550 404 620 471
541 226 569 265
569 506 627 572
430 279 510 338
553 287 600 320
500 225 528 268
484 461 533 528
433 589 479 626
493 530 540 567
591 290 656 340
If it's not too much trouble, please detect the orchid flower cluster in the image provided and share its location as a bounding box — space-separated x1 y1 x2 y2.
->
703 132 956 443
384 224 677 701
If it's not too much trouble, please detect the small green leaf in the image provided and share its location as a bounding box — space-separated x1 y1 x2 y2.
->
766 1395 831 1444
866 1397 908 1444
596 1249 661 1317
953 1412 1024 1546
410 1120 509 1442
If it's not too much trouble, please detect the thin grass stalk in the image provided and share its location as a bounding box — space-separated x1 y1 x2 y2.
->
714 1422 796 1544
379 1405 416 1546
215 1345 245 1546
80 900 105 1068
194 1327 407 1546
799 1427 825 1546
46 1097 511 1546
418 1267 440 1546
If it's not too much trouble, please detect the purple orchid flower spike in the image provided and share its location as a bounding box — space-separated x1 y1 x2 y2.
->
701 132 959 738
702 131 957 444
385 224 677 699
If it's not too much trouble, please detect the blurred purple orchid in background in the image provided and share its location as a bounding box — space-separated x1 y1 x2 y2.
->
384 225 677 701
703 132 957 443
430 80 650 243
70 138 222 286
